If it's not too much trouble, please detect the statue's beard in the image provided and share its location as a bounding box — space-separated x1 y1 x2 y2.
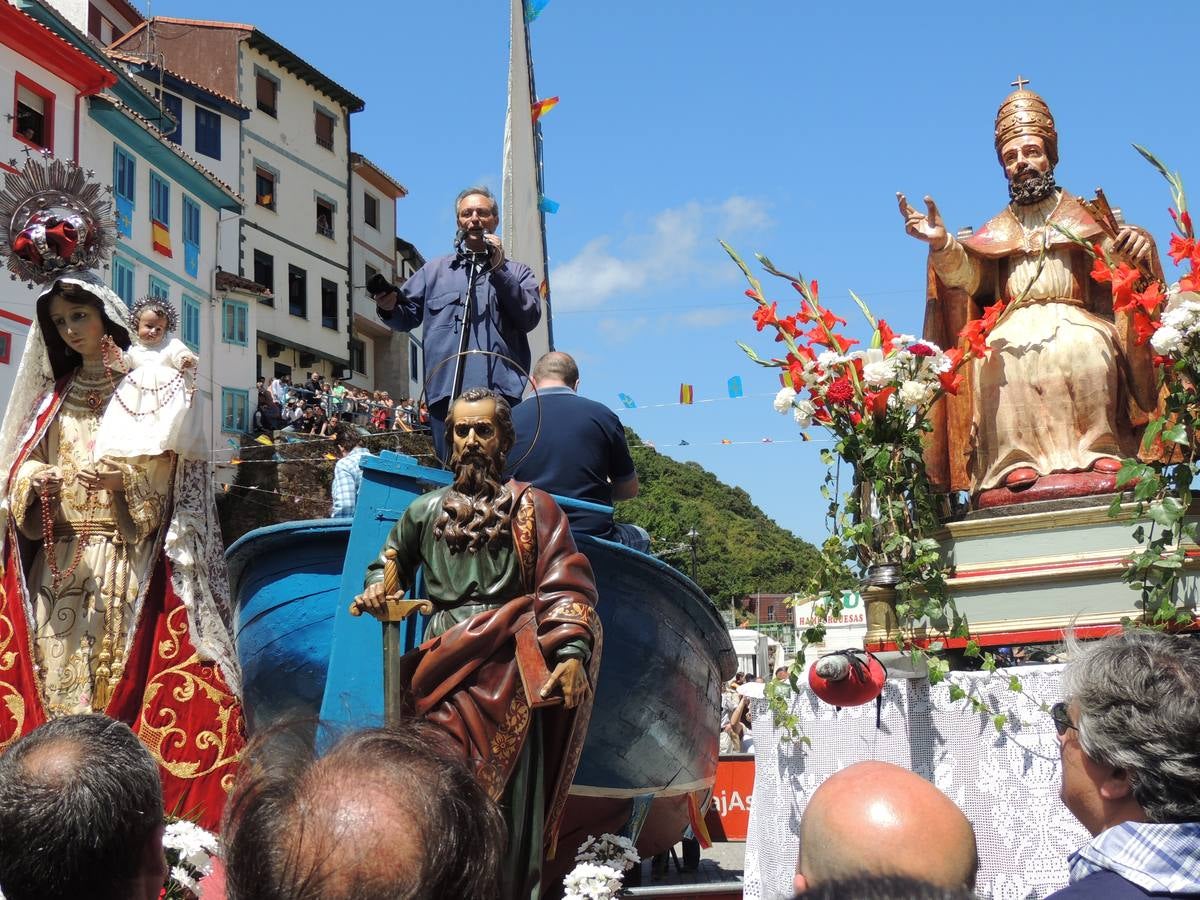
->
434 449 513 554
1008 168 1058 206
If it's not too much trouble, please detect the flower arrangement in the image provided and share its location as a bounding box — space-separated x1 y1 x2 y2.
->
160 818 219 899
1085 148 1200 626
563 833 640 900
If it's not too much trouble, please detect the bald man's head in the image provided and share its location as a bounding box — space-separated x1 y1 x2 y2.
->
795 762 978 892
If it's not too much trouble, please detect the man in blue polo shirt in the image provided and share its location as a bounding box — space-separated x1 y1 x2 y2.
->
508 352 650 552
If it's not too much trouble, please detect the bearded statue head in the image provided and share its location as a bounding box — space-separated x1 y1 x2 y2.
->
434 388 516 554
994 82 1060 206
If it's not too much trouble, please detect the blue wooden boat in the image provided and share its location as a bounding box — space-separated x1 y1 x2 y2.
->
226 450 736 854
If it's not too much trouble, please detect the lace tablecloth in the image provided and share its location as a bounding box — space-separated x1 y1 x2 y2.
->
744 664 1087 899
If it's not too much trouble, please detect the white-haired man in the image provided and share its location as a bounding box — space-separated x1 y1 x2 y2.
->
1047 630 1200 897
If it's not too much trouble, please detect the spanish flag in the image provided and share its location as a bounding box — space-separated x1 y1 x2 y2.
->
679 383 694 405
531 96 559 122
151 219 172 258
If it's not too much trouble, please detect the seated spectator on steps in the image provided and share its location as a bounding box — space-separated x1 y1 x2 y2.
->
795 761 978 893
254 389 285 434
222 722 505 900
1045 629 1200 899
507 351 650 552
0 714 167 900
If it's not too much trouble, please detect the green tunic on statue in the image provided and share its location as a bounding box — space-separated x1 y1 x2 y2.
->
366 485 594 899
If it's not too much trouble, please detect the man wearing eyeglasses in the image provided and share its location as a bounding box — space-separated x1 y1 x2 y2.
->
371 186 541 460
1047 630 1200 898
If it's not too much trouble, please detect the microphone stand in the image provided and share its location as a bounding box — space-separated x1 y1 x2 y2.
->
449 245 492 402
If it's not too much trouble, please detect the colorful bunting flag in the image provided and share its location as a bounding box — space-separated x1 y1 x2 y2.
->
780 371 794 389
727 375 744 398
679 384 694 405
538 279 549 300
531 96 560 122
721 439 732 445
525 0 551 22
254 434 273 446
151 219 172 257
618 393 637 409
538 196 560 214
679 439 690 446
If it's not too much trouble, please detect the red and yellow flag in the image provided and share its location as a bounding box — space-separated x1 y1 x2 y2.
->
531 96 559 122
152 219 172 258
679 384 694 405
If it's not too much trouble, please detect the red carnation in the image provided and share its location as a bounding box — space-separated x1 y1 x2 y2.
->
825 378 854 405
909 342 937 357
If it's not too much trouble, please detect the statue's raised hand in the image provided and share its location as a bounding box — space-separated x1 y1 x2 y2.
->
897 193 948 248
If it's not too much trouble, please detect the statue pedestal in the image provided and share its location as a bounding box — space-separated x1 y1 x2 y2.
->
866 495 1200 650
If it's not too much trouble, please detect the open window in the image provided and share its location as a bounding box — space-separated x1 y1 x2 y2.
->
255 167 276 211
14 75 54 151
363 191 379 229
316 197 334 238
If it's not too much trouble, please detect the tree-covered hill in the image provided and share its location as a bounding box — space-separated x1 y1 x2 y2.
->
615 428 821 607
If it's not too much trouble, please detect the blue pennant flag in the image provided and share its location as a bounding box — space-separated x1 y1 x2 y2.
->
526 0 551 22
727 375 744 398
618 393 636 409
538 195 560 214
184 241 199 278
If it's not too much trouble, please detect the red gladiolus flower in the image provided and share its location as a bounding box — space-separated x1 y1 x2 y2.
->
849 411 863 426
774 314 801 340
817 306 847 331
753 301 778 331
811 280 819 301
745 289 763 301
877 318 897 351
1110 263 1140 310
1130 282 1164 315
981 299 1006 330
1183 272 1200 294
1132 310 1158 345
909 342 936 357
1091 255 1114 285
825 378 854 405
1183 210 1194 235
959 319 990 358
1169 234 1196 266
939 369 964 395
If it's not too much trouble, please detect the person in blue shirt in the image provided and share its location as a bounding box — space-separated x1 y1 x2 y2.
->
370 186 540 460
330 424 370 518
507 351 650 552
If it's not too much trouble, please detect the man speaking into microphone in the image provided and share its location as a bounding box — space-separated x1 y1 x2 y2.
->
371 186 541 459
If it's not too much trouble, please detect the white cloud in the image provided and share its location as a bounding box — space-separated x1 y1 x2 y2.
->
597 316 648 343
551 196 770 312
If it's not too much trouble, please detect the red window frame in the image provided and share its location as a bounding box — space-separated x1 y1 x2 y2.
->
13 73 55 153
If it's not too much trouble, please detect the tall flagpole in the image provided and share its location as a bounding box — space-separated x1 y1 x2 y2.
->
502 0 554 357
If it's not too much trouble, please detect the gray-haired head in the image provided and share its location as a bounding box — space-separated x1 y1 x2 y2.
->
454 186 498 218
0 714 165 900
1064 629 1200 822
532 351 579 388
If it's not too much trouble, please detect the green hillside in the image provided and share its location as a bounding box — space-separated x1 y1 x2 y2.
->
615 428 822 607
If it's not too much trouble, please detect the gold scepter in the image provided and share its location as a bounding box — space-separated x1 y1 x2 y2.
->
350 548 433 726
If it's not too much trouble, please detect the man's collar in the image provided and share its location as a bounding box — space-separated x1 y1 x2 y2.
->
534 386 576 397
1069 821 1200 893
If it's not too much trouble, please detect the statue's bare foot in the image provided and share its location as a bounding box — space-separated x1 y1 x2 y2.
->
1091 457 1122 474
1004 467 1039 489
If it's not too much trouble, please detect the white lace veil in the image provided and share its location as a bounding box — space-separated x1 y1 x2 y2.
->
0 271 241 694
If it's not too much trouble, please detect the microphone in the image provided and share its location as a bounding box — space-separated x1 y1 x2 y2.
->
454 227 467 250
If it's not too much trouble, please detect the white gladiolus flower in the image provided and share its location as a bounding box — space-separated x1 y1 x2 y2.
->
794 399 816 427
773 387 797 413
1150 325 1185 356
898 380 933 407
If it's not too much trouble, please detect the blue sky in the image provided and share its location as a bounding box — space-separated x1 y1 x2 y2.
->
156 0 1200 549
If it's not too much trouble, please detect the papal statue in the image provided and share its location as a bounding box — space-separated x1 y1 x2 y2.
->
898 80 1163 508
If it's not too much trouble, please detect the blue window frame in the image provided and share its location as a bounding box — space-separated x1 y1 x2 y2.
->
222 388 249 433
221 300 248 346
182 296 201 352
183 196 200 247
160 91 182 143
195 106 220 159
112 256 135 307
147 275 169 300
113 145 136 202
150 171 169 226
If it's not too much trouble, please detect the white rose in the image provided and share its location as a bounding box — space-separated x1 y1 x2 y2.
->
1150 324 1185 356
898 379 933 407
794 399 816 427
773 387 797 414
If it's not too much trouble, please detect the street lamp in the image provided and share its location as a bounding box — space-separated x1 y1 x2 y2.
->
686 527 699 581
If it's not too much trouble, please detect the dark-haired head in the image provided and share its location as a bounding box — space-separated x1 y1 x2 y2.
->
37 280 130 379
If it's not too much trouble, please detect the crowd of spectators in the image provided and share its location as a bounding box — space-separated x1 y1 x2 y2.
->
254 371 429 438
